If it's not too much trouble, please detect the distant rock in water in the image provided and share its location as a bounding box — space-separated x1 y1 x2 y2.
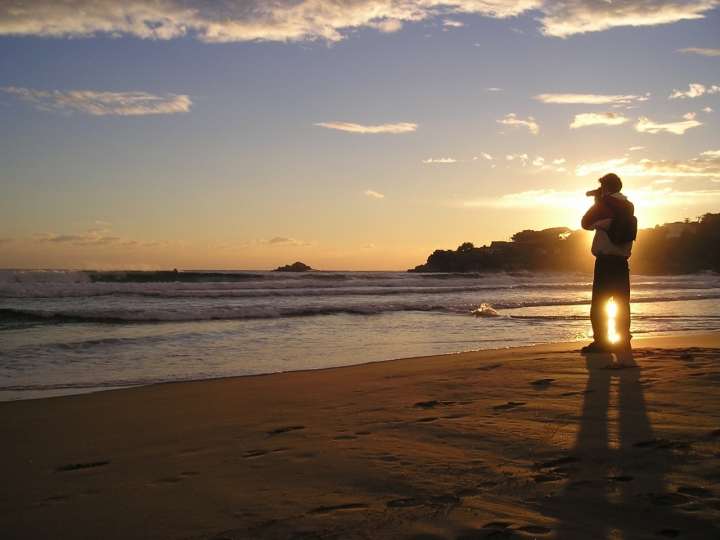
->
274 262 314 272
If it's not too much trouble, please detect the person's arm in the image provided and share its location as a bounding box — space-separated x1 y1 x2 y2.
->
581 198 614 230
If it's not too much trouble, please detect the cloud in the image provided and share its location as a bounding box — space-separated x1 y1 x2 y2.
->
423 157 456 163
3 0 712 43
462 185 720 209
497 113 538 135
443 19 464 27
669 83 720 99
537 0 718 38
28 229 142 247
575 157 630 177
635 117 702 134
485 87 502 92
629 146 645 151
480 152 493 160
506 154 528 161
535 93 644 104
678 47 720 56
705 107 714 113
701 150 720 156
576 155 720 178
462 189 589 209
368 18 403 33
570 112 630 128
365 189 385 198
268 236 317 246
1 87 192 115
315 122 417 134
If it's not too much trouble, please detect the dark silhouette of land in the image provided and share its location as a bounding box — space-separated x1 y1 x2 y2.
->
409 213 720 275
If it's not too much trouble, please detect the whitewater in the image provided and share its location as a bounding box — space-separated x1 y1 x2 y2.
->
1 269 719 401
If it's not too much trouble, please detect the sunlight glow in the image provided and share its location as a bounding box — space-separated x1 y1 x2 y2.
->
606 300 619 343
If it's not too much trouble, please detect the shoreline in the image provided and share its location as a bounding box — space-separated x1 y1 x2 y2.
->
3 329 718 403
1 333 719 539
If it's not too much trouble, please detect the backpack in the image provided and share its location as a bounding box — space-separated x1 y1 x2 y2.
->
601 198 637 243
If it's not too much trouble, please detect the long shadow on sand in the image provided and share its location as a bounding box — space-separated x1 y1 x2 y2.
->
538 351 719 539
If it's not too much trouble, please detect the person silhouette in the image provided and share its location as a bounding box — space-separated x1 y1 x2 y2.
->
580 173 635 354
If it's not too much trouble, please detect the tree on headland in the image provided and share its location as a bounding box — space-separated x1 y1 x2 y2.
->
409 214 720 275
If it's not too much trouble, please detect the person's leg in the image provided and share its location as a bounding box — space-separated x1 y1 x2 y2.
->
610 259 631 345
590 258 613 344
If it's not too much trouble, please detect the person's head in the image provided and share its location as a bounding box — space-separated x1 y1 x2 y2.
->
599 173 622 194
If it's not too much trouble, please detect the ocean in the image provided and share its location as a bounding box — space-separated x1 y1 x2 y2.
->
1 269 719 401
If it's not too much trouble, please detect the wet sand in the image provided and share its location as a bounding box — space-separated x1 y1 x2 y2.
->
1 333 719 539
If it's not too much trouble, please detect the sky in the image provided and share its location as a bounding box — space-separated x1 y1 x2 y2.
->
0 0 719 271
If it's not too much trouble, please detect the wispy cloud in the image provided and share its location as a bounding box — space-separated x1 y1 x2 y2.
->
480 152 493 160
629 146 645 151
29 231 134 246
462 189 589 209
315 122 417 134
701 150 720 157
443 19 464 27
497 113 538 135
423 157 456 163
678 47 720 56
537 0 718 38
462 185 720 209
2 0 712 43
570 112 630 128
635 117 702 134
535 93 644 104
365 189 385 198
575 155 720 178
268 236 316 246
575 158 630 177
1 87 192 115
669 83 720 99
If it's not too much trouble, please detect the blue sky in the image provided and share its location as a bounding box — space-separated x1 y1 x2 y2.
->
1 0 719 270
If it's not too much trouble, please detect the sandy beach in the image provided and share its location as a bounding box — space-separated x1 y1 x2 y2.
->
1 333 719 539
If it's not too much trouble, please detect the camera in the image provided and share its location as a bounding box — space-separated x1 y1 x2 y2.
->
586 188 601 197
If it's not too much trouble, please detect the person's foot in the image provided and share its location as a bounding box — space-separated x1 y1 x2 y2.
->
581 341 612 354
612 340 633 352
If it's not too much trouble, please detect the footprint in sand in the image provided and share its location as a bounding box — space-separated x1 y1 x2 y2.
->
241 449 269 459
606 475 633 482
477 363 503 372
148 471 200 485
529 378 555 389
386 498 424 508
333 435 358 441
38 495 70 506
267 426 305 436
55 461 109 472
413 400 455 409
516 525 551 535
533 456 581 470
642 492 693 506
306 503 369 515
492 401 527 412
633 439 691 450
676 486 712 498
